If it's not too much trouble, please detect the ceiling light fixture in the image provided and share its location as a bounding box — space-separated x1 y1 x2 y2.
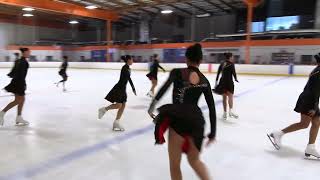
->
85 5 98 9
161 10 173 14
196 13 211 18
22 7 35 11
23 14 34 17
69 20 79 24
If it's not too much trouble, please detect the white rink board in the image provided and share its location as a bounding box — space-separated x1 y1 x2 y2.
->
0 62 316 76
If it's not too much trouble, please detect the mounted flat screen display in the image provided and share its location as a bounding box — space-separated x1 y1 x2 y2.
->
266 16 300 31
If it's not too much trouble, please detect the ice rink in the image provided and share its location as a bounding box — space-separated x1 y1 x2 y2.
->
0 67 319 180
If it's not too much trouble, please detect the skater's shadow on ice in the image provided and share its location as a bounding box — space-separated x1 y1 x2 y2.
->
265 146 302 158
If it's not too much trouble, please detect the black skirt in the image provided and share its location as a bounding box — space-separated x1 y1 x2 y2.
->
294 92 320 116
4 80 26 96
146 72 157 80
59 70 68 78
213 79 234 95
105 84 127 103
154 104 205 152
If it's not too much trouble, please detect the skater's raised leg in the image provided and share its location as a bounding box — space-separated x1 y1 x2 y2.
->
282 114 311 134
2 95 20 113
98 103 122 119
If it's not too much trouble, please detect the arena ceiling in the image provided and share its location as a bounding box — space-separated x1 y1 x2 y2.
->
58 0 246 24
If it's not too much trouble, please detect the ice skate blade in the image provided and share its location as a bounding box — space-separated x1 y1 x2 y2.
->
305 153 320 160
267 134 280 150
113 128 125 132
15 122 29 126
229 114 239 119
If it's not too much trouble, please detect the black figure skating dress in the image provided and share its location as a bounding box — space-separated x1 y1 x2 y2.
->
5 57 29 96
146 60 165 80
105 64 136 103
59 61 68 81
214 60 238 95
294 65 320 116
149 66 216 153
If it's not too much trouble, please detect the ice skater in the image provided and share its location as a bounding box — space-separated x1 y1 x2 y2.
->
146 54 165 97
148 43 216 180
268 54 320 159
0 48 30 126
55 56 69 92
98 55 137 131
213 52 239 120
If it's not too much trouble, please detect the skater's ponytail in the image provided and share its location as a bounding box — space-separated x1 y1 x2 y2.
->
121 55 132 63
19 48 29 53
186 43 203 64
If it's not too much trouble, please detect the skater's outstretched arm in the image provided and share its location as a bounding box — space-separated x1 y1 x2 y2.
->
154 69 177 101
128 77 136 95
310 70 320 110
148 69 177 115
158 63 165 72
216 63 223 82
232 64 238 82
203 80 217 139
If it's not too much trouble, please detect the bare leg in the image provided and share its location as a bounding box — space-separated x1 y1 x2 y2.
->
187 137 211 180
309 116 320 144
150 80 158 95
227 92 234 109
282 114 311 134
116 103 126 120
2 95 19 112
17 96 25 116
222 94 227 112
105 103 122 111
168 128 183 180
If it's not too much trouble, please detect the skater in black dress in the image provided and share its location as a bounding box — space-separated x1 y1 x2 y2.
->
98 55 136 131
55 56 69 92
213 53 239 120
148 44 216 180
268 54 320 159
0 48 30 126
146 54 165 97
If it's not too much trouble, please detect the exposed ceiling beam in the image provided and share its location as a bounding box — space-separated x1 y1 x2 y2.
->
139 8 158 16
168 4 192 15
115 0 193 13
121 14 140 21
106 0 134 6
185 2 210 13
217 0 237 10
203 0 231 13
78 0 114 9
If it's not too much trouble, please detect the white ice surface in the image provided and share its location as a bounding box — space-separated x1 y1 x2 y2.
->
0 68 318 180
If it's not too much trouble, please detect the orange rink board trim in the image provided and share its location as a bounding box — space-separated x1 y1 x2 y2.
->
6 39 320 51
